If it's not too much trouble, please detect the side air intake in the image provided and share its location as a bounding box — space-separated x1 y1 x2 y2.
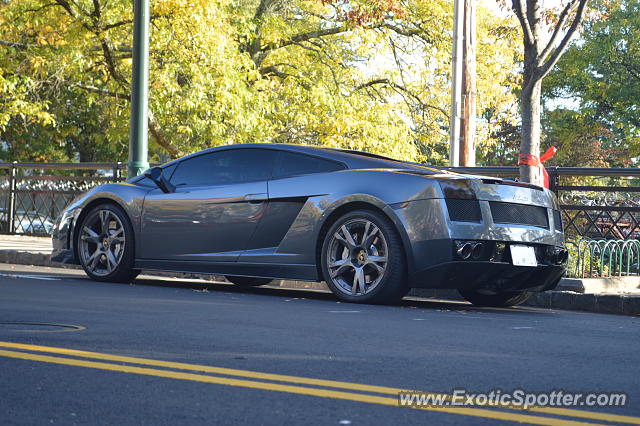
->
445 199 482 223
489 202 549 229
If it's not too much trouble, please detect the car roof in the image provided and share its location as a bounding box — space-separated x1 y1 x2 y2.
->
165 143 442 174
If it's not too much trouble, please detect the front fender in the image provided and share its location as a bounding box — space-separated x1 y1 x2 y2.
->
54 183 151 261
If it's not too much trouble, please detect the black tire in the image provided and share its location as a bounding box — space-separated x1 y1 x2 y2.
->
458 289 531 307
320 209 407 304
225 276 273 287
75 203 139 283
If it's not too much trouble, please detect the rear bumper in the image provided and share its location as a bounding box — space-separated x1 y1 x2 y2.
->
408 261 564 292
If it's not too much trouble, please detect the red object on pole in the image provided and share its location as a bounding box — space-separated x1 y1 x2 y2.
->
540 146 557 163
518 146 557 188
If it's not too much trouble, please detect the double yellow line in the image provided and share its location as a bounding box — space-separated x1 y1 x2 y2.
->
0 341 637 425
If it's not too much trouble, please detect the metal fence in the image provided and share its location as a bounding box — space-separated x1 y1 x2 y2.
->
565 239 640 278
0 162 126 235
1 163 639 243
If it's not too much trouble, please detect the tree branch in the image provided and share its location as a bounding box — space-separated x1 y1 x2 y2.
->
148 110 181 159
71 82 128 99
75 82 182 159
261 25 354 53
355 78 449 119
512 0 535 47
380 23 423 39
253 0 275 20
103 19 132 30
538 0 579 63
259 65 310 89
91 0 101 18
259 65 292 79
539 0 589 79
72 86 180 160
52 0 93 32
0 40 32 49
53 0 76 17
24 3 57 13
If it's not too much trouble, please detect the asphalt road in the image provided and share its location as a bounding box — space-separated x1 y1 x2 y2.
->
1 263 639 426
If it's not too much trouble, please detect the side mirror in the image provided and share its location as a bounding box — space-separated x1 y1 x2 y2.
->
143 167 175 193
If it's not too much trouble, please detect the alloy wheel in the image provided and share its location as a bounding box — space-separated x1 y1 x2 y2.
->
325 218 389 296
79 209 126 277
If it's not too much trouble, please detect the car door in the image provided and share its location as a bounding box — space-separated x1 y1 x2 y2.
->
139 148 277 262
238 151 347 264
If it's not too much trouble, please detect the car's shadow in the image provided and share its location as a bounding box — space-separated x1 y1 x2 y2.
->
127 275 553 316
10 267 552 315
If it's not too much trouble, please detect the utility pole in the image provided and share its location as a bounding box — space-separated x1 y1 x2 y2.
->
128 0 150 178
461 0 476 166
449 0 463 167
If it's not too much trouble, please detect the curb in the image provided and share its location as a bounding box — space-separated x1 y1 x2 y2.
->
525 291 640 316
555 277 639 294
2 250 638 316
0 251 78 269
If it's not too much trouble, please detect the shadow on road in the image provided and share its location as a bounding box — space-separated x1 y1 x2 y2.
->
0 265 554 316
129 276 552 316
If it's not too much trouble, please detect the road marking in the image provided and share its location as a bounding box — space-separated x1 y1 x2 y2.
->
0 348 594 426
0 273 60 281
328 310 361 313
0 342 638 425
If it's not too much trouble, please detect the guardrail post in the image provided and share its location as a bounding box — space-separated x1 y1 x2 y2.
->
114 162 122 182
547 167 559 194
7 162 16 234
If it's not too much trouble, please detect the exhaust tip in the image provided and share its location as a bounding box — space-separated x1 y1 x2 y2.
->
471 242 484 260
457 243 473 260
551 248 569 264
559 249 569 264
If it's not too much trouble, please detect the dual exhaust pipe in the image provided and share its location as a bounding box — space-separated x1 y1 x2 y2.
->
456 242 484 261
456 241 569 264
552 248 569 265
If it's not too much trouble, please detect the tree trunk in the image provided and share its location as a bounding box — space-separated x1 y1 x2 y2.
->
519 77 543 185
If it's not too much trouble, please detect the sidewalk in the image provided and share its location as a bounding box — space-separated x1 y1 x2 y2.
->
1 235 638 315
0 235 52 254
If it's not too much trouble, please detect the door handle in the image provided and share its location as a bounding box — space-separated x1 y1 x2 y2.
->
244 193 268 201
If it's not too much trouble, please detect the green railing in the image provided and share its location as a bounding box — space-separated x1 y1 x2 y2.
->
566 239 640 278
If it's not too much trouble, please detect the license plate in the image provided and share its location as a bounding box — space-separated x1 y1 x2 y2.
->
510 245 537 267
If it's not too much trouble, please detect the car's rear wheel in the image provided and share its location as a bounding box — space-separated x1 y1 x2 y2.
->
320 210 407 304
458 289 530 307
225 276 273 287
76 203 139 283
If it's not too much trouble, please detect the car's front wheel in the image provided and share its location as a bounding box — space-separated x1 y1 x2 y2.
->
76 203 139 283
458 289 530 307
320 210 407 304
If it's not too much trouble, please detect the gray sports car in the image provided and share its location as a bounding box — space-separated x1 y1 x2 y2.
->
52 144 567 306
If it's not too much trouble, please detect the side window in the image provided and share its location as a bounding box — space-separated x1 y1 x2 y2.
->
274 152 345 179
170 149 277 186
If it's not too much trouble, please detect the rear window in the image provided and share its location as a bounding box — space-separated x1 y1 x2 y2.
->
274 152 345 179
